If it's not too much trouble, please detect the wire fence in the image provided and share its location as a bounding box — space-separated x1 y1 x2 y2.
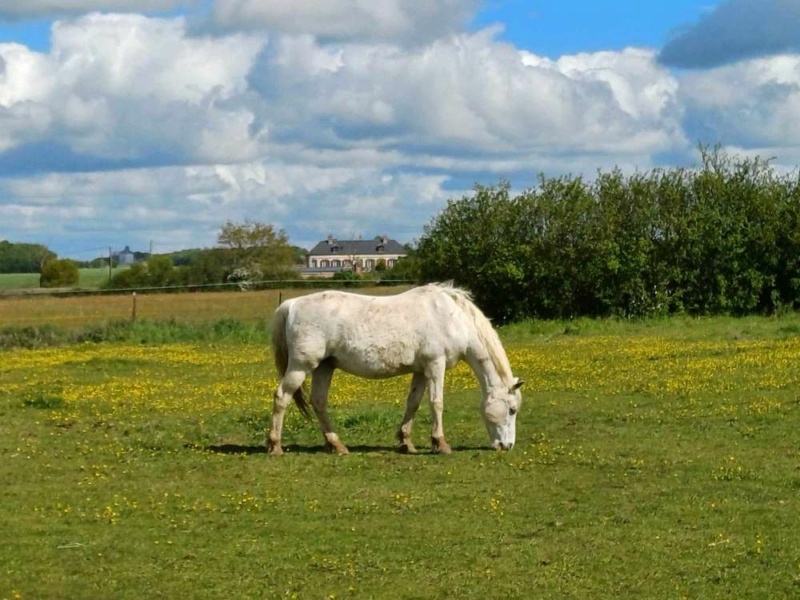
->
0 279 417 329
0 278 415 299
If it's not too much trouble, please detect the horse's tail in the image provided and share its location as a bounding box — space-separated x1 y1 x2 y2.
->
271 301 312 419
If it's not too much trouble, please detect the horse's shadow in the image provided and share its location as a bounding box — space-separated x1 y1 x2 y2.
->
187 443 489 455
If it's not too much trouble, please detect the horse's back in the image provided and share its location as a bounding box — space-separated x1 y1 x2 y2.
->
280 286 470 377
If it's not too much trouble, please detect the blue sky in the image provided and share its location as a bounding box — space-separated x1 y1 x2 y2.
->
2 1 718 56
473 0 717 56
1 0 799 259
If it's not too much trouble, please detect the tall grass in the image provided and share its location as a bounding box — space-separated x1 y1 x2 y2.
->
0 318 272 349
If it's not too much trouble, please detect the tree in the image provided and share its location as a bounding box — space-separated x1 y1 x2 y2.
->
184 249 227 285
40 259 79 288
217 220 298 279
0 241 56 273
417 183 531 322
416 149 800 322
106 256 183 289
380 254 420 282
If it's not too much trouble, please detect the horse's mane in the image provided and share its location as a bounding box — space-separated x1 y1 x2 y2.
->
429 282 513 383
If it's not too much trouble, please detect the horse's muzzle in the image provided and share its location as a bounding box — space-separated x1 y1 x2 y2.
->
492 440 514 451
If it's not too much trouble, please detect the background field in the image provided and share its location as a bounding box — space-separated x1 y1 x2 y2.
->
0 287 411 331
2 291 800 599
0 268 127 292
0 272 41 290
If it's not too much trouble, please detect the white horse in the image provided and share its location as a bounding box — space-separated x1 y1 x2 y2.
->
268 283 523 454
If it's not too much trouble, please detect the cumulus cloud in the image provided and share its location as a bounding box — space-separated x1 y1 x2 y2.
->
250 31 685 165
659 0 800 69
678 55 800 150
12 8 800 259
0 13 266 170
0 12 700 256
0 162 452 255
213 0 480 45
0 1 196 19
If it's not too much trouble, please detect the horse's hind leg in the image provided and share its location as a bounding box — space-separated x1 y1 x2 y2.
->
268 368 307 455
397 372 426 454
310 361 348 455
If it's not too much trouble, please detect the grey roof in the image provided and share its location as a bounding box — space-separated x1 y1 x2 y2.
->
308 237 407 257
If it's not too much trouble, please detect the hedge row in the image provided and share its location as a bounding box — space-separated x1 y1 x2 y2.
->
417 150 800 322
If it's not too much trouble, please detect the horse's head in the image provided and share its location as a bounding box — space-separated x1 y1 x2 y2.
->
482 378 523 451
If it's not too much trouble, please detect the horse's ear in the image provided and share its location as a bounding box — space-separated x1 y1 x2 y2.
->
510 379 524 392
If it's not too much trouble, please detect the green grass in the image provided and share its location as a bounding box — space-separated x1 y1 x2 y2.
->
2 316 800 598
77 267 124 288
0 272 40 290
0 268 127 292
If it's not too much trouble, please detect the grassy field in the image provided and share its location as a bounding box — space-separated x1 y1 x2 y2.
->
2 293 800 598
0 268 126 292
0 272 40 290
0 287 400 330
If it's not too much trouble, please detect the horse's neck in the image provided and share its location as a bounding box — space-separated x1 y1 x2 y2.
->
465 342 509 394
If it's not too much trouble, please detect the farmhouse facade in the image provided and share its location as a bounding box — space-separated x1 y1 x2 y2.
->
304 235 407 277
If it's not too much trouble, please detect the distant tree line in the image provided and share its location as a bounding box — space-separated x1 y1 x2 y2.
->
0 241 55 273
105 221 303 290
417 149 800 322
11 148 800 323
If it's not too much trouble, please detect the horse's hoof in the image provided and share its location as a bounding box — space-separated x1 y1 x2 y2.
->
267 444 283 456
326 441 350 455
399 442 418 454
431 437 452 455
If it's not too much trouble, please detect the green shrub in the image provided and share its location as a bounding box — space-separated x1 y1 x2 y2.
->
417 149 800 322
40 259 79 288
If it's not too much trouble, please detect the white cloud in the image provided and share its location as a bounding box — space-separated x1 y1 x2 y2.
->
2 9 798 259
0 13 266 165
252 31 686 163
213 0 479 45
0 1 195 19
679 55 800 150
0 14 698 257
0 44 56 151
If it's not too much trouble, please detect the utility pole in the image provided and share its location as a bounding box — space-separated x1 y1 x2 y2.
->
108 246 113 284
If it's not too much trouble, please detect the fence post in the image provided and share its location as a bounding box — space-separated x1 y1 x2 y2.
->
131 292 137 322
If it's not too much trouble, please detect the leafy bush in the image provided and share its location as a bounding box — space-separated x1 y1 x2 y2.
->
40 259 79 288
107 256 184 290
417 149 800 322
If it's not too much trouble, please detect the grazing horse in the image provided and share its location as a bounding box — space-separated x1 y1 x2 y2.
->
268 283 523 454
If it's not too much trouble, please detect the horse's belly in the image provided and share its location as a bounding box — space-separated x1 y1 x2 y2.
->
331 343 416 379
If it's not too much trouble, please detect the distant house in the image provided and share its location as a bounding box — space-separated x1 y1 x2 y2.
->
117 245 136 266
303 235 407 277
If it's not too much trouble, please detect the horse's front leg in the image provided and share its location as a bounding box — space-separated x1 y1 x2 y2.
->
310 361 348 455
426 359 452 454
396 372 427 454
268 369 307 455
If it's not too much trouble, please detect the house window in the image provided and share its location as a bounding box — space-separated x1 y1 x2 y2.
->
365 259 375 269
388 259 396 267
310 259 318 268
332 259 341 268
321 259 330 268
